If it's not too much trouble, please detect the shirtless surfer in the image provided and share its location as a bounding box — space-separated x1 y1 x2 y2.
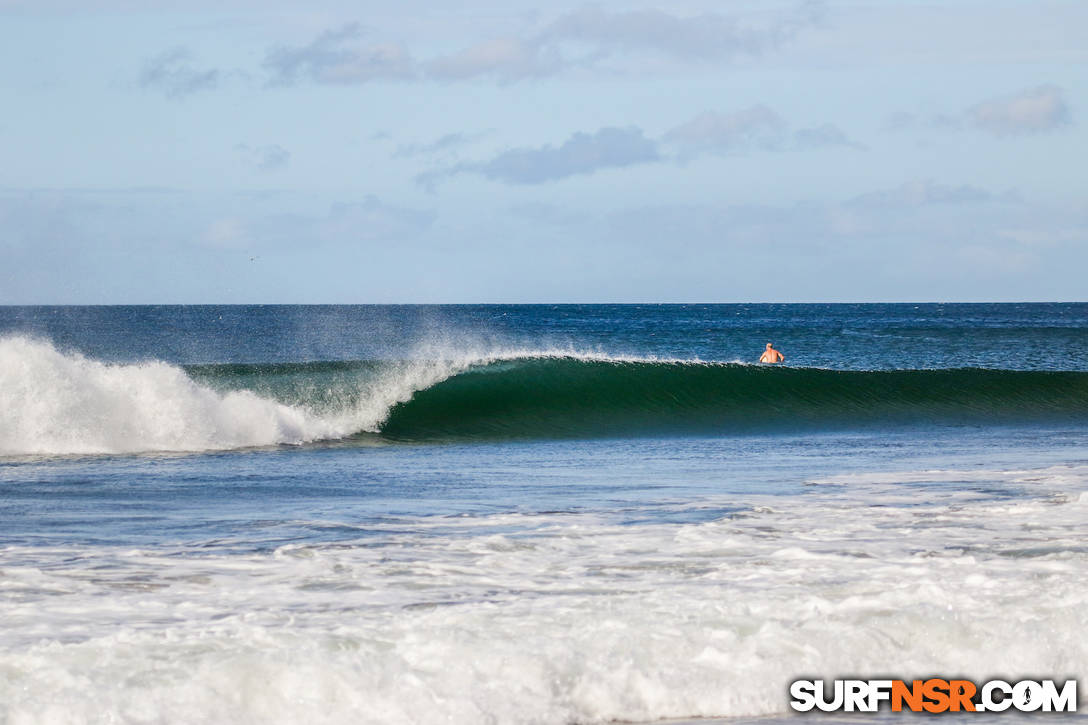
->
759 343 784 363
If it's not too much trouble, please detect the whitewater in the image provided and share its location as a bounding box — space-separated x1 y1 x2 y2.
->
2 304 1087 724
4 334 1088 456
0 335 707 455
3 463 1087 723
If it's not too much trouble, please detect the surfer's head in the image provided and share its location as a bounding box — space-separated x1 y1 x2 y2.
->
766 342 773 349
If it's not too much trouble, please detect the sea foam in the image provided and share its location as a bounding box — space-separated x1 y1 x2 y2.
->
1 465 1086 724
0 336 684 456
7 334 1088 455
0 336 349 455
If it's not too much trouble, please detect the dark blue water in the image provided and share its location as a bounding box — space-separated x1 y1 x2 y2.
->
2 305 1088 723
3 427 1085 552
2 303 1087 548
4 303 1086 368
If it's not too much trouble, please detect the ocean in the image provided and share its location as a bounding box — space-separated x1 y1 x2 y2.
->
1 303 1086 724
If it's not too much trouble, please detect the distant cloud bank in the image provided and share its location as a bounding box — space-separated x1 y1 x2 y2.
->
968 85 1070 136
420 105 862 187
848 180 1019 209
258 3 822 86
886 85 1072 137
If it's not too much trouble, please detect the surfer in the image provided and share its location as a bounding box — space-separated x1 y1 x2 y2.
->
759 343 784 363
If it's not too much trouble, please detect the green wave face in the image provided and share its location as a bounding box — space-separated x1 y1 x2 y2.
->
378 359 1088 441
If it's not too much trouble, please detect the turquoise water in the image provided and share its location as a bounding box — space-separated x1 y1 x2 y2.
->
1 304 1086 723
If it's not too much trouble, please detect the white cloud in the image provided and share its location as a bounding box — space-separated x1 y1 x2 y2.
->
139 48 218 97
663 105 786 158
663 107 861 158
263 23 415 85
968 85 1071 135
393 131 492 160
426 38 556 82
848 180 1017 209
433 127 660 185
264 3 821 85
421 107 861 187
886 85 1071 137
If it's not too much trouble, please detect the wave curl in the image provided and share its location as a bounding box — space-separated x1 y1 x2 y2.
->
4 336 1088 455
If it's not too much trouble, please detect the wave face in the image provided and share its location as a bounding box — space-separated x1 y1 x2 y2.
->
5 335 1088 455
0 336 486 456
381 358 1088 440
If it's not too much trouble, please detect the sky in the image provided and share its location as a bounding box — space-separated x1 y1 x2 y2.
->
1 0 1085 303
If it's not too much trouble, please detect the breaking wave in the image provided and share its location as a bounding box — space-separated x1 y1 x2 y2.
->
3 336 1088 455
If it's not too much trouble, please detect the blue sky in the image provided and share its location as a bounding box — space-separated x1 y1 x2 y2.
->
1 0 1085 302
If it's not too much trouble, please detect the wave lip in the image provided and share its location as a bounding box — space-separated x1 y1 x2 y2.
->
379 358 1088 441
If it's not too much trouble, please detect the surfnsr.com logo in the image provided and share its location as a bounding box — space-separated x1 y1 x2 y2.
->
790 679 1078 713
